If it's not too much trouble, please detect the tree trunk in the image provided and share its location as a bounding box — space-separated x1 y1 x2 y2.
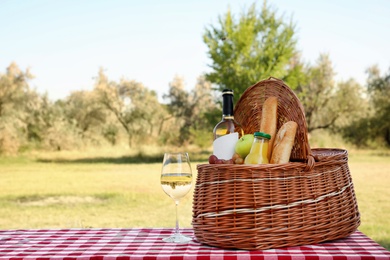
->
385 127 390 147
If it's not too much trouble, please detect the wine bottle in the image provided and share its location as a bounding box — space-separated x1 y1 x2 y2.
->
212 89 244 160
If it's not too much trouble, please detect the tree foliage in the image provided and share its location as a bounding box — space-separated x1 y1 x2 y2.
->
0 63 82 152
203 2 302 100
0 63 34 154
295 54 365 133
0 63 33 117
342 66 390 147
64 90 107 138
163 75 216 145
366 66 390 146
94 68 166 147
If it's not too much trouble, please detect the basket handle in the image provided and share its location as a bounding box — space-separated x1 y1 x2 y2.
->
305 154 316 171
303 141 315 171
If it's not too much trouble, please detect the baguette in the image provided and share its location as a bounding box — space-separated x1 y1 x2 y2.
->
270 121 297 164
259 96 278 160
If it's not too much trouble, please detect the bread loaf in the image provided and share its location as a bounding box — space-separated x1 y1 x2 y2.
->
270 121 297 164
260 96 278 160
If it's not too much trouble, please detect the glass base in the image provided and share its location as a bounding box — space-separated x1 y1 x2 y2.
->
162 233 192 243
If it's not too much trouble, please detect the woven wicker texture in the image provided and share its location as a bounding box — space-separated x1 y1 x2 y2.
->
192 77 360 250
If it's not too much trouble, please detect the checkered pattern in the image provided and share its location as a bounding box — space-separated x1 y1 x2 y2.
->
0 229 389 259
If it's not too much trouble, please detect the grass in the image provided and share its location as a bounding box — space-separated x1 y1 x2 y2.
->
0 146 389 250
348 150 390 250
0 146 197 229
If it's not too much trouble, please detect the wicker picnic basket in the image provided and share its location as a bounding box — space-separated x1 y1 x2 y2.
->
192 77 360 250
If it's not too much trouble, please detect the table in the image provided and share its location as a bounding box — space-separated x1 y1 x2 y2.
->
0 228 389 259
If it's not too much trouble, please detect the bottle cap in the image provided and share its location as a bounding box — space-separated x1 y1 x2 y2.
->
222 89 233 95
254 131 271 139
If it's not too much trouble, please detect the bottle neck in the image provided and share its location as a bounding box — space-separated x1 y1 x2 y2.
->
222 93 234 119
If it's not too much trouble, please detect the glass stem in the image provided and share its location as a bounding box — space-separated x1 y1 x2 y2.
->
175 200 180 235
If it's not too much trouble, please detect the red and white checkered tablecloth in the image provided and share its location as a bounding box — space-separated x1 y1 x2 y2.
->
0 228 389 259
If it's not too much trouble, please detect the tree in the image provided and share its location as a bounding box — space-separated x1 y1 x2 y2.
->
296 54 335 132
365 66 390 146
0 63 34 154
22 91 50 144
0 63 82 152
163 76 193 145
295 54 365 133
94 68 164 147
163 75 216 145
332 79 367 130
203 2 302 100
64 90 107 140
0 62 33 117
22 93 84 151
191 75 218 132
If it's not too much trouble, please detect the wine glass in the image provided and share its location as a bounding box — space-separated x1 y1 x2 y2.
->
161 152 193 243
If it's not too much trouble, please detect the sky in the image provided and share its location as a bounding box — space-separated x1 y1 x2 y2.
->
1 0 389 101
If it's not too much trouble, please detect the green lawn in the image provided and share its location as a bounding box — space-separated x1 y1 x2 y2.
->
0 149 389 250
348 151 390 250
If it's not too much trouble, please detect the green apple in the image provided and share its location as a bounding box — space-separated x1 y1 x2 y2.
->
234 134 254 158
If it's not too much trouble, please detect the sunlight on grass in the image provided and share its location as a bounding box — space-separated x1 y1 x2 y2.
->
0 151 196 229
348 151 390 250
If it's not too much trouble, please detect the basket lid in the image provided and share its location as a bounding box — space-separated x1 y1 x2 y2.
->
234 77 312 163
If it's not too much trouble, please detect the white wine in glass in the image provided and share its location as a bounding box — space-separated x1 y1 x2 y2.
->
161 152 193 243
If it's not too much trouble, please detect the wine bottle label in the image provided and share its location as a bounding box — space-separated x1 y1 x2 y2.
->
213 133 238 160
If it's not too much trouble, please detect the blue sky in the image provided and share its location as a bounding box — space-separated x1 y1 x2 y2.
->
1 0 389 101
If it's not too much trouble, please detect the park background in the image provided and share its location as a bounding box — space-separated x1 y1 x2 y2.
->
1 0 389 250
